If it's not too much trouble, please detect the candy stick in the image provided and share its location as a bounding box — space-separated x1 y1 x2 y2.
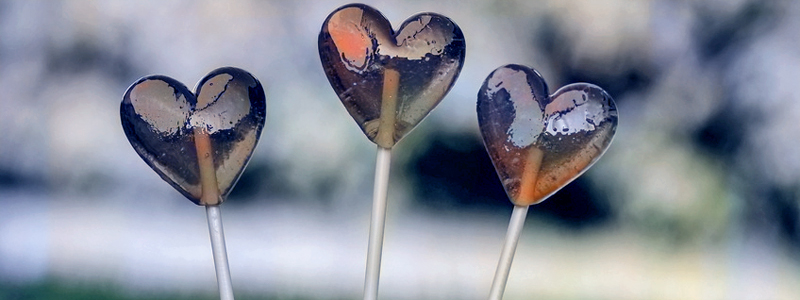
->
376 68 400 147
363 68 400 300
194 128 221 206
488 148 542 300
194 127 235 300
487 205 528 300
364 146 391 300
518 148 544 205
206 205 234 300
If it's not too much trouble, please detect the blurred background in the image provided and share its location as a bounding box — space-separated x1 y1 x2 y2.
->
1 0 799 299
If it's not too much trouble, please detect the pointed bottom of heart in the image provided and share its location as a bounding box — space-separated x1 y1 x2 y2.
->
504 134 610 206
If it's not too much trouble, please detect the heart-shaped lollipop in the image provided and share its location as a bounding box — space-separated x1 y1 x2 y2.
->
319 3 466 148
121 67 266 206
477 64 618 206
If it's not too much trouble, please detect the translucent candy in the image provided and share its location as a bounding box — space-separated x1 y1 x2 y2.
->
120 67 266 206
318 3 466 148
477 64 618 206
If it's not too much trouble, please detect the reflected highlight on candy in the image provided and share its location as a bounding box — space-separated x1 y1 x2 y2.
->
477 64 618 206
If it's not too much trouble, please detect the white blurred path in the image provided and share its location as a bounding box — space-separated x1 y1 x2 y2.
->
1 191 798 300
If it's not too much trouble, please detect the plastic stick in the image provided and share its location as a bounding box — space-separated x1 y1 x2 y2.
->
488 205 529 300
364 146 392 300
195 127 234 300
206 205 235 300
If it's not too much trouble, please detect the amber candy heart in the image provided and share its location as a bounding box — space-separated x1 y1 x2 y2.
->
477 65 618 206
121 67 266 206
318 3 466 148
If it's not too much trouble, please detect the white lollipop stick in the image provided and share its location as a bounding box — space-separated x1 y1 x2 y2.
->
363 66 401 300
364 146 392 300
488 205 529 300
207 205 235 300
194 127 235 300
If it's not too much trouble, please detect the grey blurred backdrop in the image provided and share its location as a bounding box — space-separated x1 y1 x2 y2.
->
1 0 799 299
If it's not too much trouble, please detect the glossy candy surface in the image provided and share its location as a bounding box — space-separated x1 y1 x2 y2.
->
477 64 618 206
319 3 466 148
121 67 266 206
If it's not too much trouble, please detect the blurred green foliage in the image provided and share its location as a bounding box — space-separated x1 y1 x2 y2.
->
0 279 308 300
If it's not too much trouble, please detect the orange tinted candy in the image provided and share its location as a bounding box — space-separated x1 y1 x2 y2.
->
319 4 466 148
477 65 618 206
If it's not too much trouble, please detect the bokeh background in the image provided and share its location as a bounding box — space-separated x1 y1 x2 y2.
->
1 0 799 299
